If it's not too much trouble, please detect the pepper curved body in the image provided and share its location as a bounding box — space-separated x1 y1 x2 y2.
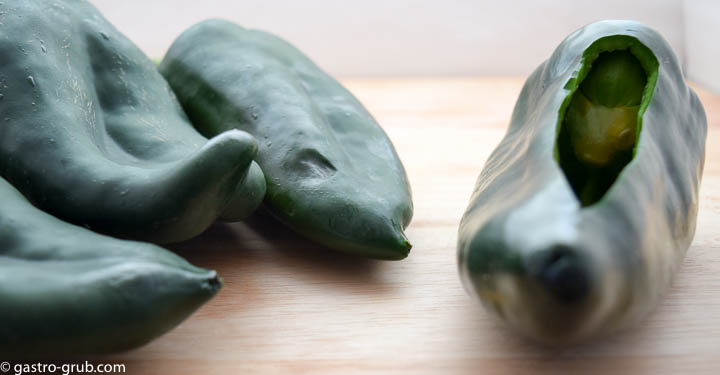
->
0 177 220 358
457 21 706 344
160 20 413 259
0 0 265 243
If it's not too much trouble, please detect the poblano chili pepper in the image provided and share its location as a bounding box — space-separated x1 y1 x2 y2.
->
160 20 413 260
457 20 706 344
0 176 220 358
0 0 266 244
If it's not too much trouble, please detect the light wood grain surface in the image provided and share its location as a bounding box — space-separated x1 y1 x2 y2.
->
106 78 720 374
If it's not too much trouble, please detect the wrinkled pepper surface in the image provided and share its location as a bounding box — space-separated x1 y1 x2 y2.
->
457 20 706 344
160 20 413 260
0 0 266 244
0 176 220 358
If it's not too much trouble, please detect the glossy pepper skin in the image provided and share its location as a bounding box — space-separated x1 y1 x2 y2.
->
0 0 266 244
457 21 706 344
160 20 413 260
0 177 220 358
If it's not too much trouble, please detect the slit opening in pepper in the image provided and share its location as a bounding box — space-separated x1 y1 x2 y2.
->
555 35 659 207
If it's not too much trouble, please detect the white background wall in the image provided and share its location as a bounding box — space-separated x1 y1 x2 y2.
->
684 0 720 93
91 0 717 92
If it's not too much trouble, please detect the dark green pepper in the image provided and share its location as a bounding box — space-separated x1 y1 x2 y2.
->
160 20 413 260
0 0 266 244
0 176 220 358
457 20 706 344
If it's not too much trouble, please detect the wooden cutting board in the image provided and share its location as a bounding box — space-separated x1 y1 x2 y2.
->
105 78 720 374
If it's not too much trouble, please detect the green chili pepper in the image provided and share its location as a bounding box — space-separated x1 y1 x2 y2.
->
160 20 413 260
0 0 266 244
0 177 220 358
457 20 706 344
